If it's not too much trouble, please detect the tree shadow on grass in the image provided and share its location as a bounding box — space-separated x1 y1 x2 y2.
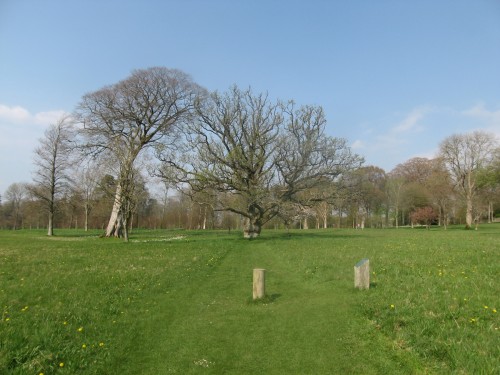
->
261 230 372 241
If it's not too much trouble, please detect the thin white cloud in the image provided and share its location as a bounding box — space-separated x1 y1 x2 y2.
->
392 106 431 133
354 103 500 172
34 110 69 125
460 103 500 142
0 104 31 123
462 103 500 136
363 106 432 156
462 103 500 122
0 104 71 194
351 139 365 149
411 148 439 161
0 104 68 126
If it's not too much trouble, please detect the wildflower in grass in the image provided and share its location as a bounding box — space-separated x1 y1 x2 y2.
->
99 342 104 347
390 304 395 309
77 326 83 332
59 362 64 367
5 318 10 322
21 306 28 312
63 321 68 325
469 318 477 323
484 305 488 309
492 309 497 313
82 344 87 349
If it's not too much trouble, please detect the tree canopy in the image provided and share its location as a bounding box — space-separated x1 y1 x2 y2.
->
75 67 205 239
158 86 363 238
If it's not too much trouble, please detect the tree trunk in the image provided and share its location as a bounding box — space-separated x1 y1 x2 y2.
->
47 210 54 236
84 203 89 232
243 216 262 239
465 195 473 229
106 183 124 237
123 211 129 242
303 217 309 230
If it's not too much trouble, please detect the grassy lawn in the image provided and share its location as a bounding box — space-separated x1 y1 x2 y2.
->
0 226 498 374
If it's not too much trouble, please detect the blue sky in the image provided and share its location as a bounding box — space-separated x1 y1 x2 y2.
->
1 0 500 195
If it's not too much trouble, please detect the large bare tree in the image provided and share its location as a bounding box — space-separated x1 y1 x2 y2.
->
158 86 362 238
75 67 204 239
30 116 74 236
439 131 497 229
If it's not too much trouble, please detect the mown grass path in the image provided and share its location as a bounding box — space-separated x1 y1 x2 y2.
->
120 232 425 374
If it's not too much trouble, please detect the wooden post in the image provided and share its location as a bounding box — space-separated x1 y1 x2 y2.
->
253 268 266 300
354 258 370 289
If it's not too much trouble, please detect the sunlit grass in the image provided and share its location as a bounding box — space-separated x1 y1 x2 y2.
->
0 226 498 374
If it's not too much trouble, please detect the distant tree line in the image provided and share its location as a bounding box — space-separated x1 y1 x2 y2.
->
1 67 499 237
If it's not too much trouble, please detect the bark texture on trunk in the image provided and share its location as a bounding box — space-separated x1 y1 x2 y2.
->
243 216 262 239
302 217 309 230
106 183 124 238
47 212 53 236
84 204 89 232
465 197 473 229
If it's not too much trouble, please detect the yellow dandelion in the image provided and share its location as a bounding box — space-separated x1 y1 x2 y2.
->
390 304 395 309
469 318 477 323
492 309 497 313
77 327 83 332
82 344 87 349
484 305 489 309
63 321 68 325
5 318 10 322
59 362 64 367
99 342 104 347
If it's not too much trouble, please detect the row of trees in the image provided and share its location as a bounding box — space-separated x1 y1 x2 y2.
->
1 67 499 238
2 149 499 234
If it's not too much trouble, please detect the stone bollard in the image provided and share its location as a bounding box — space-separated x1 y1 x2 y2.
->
253 268 266 300
354 258 370 289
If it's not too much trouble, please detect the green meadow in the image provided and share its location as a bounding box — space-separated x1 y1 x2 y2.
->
1 226 498 374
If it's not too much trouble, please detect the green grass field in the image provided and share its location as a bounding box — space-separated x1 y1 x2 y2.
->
1 226 499 374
